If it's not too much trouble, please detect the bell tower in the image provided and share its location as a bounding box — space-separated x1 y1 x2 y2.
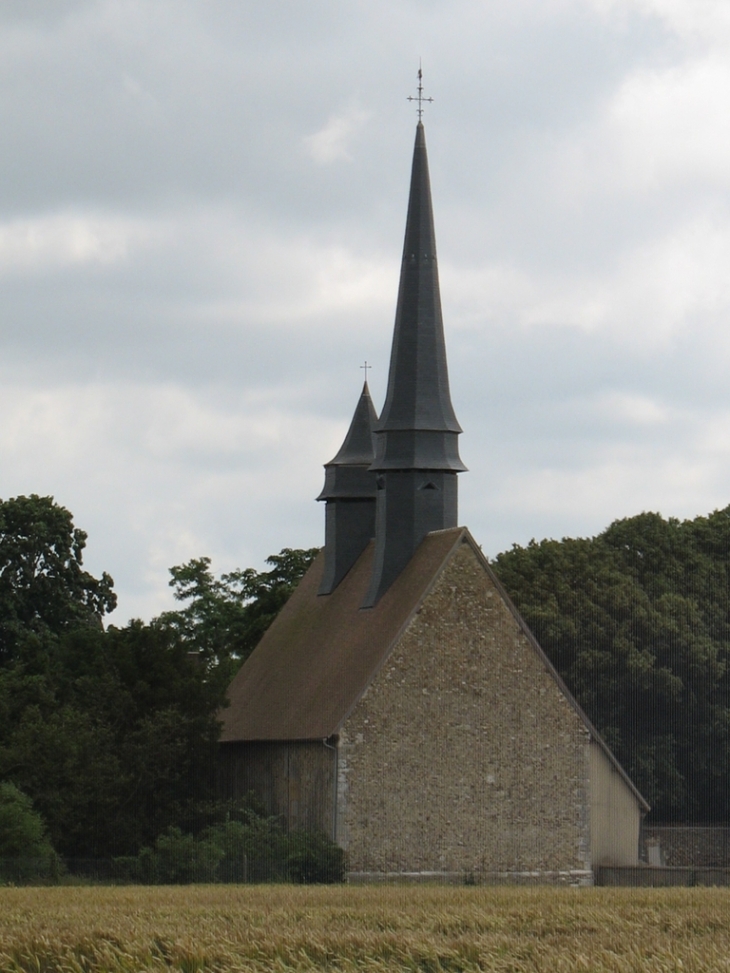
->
363 117 465 607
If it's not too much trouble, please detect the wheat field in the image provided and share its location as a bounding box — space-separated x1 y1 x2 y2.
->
0 885 729 972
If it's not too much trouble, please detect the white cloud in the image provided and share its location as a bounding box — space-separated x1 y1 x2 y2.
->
594 391 669 425
604 58 730 192
0 380 339 622
0 212 159 274
203 226 397 329
589 0 730 45
486 430 730 543
302 106 371 164
444 212 730 347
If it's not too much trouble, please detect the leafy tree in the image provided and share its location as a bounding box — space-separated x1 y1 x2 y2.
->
284 830 346 884
0 782 55 859
125 826 224 885
0 495 116 665
208 809 289 882
0 495 318 861
0 622 223 858
0 698 122 858
157 547 319 678
114 812 345 884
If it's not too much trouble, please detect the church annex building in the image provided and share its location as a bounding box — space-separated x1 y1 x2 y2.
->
219 113 649 884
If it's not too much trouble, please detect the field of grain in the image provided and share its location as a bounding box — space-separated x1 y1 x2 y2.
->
0 885 729 972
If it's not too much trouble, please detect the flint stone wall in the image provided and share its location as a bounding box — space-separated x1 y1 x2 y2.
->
643 827 730 867
337 541 592 876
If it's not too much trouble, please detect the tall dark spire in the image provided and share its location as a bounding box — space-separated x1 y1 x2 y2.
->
317 382 379 594
364 121 465 607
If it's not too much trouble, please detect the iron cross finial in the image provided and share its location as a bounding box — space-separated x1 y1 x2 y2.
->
407 62 433 119
360 361 371 382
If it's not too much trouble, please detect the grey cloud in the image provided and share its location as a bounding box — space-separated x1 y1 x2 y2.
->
1 0 729 621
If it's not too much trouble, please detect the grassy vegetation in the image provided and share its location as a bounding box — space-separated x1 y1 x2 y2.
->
1 885 729 972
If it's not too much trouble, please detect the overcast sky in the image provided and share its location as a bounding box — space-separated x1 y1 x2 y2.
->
2 0 730 622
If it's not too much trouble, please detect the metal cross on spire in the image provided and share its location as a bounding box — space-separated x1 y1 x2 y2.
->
360 360 371 382
407 63 433 119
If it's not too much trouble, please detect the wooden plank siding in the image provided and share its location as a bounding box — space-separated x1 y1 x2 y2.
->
218 740 337 837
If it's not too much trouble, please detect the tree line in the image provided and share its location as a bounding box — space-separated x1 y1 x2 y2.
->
0 494 317 864
1 494 729 868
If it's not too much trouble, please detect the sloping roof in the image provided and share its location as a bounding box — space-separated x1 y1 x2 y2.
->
220 526 649 812
320 381 378 472
316 381 378 504
220 527 463 743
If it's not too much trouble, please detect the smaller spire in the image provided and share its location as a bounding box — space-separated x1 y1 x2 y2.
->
319 382 378 474
317 382 379 595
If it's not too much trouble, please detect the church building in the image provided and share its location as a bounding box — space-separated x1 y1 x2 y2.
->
219 110 649 883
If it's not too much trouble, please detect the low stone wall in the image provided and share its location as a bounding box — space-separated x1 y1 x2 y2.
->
597 866 730 887
643 827 730 867
348 870 594 886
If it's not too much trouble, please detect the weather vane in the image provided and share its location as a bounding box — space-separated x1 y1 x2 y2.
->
407 62 433 119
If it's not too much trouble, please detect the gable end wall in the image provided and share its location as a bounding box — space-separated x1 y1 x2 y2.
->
338 541 592 879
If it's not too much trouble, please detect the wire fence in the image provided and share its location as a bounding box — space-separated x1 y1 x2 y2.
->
0 851 343 886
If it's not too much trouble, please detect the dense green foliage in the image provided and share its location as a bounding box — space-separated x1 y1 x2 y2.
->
0 495 318 861
492 508 730 822
284 829 347 884
115 814 345 884
0 622 225 857
0 494 116 666
0 782 55 860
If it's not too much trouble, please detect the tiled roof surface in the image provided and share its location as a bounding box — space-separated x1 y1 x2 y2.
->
220 528 464 742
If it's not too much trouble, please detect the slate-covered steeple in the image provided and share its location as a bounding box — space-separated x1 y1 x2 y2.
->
364 121 465 607
317 382 379 594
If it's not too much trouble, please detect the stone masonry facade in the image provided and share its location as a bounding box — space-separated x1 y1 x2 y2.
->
643 827 730 867
337 540 592 878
